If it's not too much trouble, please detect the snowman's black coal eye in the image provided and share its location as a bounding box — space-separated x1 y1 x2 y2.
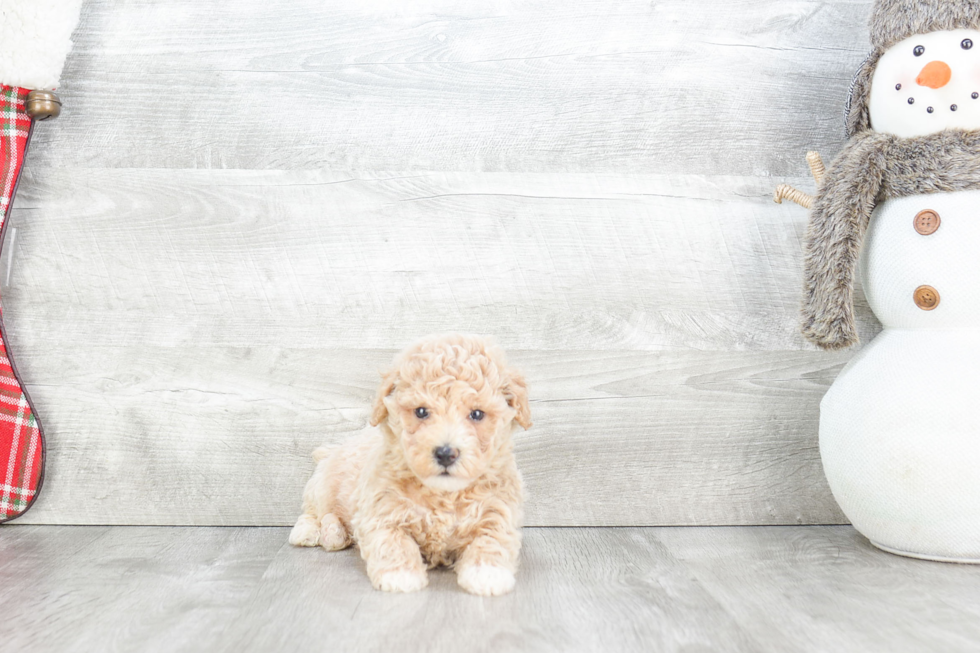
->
963 39 974 50
896 83 902 91
914 45 925 56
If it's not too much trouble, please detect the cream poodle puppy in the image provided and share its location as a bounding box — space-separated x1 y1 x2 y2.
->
289 334 531 596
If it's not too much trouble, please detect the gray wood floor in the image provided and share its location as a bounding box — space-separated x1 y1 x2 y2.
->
7 0 880 527
2 525 978 653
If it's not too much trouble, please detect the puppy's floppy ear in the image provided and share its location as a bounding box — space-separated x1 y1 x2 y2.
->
370 368 398 427
504 370 532 430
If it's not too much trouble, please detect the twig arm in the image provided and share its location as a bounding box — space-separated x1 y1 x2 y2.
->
806 151 826 186
773 151 825 209
774 184 814 209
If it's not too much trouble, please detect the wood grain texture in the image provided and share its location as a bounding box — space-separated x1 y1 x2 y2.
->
6 170 866 525
11 347 850 526
6 170 882 351
227 527 758 653
34 0 873 173
658 527 980 653
5 0 886 525
0 526 283 653
4 525 980 653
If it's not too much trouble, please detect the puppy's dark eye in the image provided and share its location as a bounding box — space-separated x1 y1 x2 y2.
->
414 407 429 419
914 45 925 56
963 39 974 50
469 410 485 422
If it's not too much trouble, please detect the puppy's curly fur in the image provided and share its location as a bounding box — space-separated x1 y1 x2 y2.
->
289 334 531 596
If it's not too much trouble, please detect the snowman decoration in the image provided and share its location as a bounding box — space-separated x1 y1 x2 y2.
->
776 0 980 563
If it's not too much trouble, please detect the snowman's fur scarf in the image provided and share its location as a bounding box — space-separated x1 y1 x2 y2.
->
0 0 84 90
870 0 980 50
288 334 531 596
809 0 980 350
803 129 980 349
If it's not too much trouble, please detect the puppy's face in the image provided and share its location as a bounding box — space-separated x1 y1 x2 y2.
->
370 335 531 492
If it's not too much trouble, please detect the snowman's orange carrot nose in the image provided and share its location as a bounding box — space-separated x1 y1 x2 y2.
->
917 61 952 89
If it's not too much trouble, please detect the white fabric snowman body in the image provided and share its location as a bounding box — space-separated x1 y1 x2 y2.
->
814 19 980 562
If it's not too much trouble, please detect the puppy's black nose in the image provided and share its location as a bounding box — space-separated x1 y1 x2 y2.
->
433 446 459 468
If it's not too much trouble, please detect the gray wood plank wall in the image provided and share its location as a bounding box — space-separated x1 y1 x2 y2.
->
6 0 881 526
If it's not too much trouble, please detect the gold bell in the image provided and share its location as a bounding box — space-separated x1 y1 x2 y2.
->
25 90 62 121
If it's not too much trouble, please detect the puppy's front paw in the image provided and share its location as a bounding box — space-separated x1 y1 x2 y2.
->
288 515 320 547
457 565 516 596
375 569 428 594
319 514 350 551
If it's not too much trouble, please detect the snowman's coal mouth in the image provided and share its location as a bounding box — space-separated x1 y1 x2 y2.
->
899 83 980 112
903 95 977 113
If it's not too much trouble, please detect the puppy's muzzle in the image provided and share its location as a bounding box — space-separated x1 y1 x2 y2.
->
433 445 460 469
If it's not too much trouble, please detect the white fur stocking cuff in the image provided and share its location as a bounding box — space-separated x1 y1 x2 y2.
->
0 0 84 90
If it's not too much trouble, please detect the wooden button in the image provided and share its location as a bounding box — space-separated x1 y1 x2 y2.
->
914 209 941 235
914 285 941 311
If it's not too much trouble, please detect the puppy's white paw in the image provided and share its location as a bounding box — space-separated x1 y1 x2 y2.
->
288 516 320 547
457 565 516 597
375 569 429 593
319 514 350 551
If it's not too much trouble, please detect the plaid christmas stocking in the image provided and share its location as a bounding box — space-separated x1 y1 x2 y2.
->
0 0 84 523
0 85 43 522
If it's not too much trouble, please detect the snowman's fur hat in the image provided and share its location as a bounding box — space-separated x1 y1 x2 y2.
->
802 0 980 350
871 0 980 51
847 1 980 138
844 50 882 138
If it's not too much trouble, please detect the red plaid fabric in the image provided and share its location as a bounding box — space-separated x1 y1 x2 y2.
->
0 85 43 522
